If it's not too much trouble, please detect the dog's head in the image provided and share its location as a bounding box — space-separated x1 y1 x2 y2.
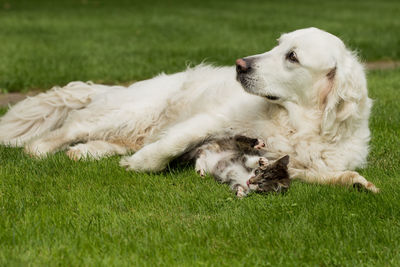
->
236 27 371 138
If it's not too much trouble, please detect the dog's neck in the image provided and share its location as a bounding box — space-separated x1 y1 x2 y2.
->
282 101 321 135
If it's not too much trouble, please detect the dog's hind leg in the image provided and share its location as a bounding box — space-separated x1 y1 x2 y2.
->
24 125 90 157
66 140 131 160
23 108 100 157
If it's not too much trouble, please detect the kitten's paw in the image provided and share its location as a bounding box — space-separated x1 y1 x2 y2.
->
196 168 206 177
195 154 207 177
254 139 266 149
235 186 247 198
259 157 269 166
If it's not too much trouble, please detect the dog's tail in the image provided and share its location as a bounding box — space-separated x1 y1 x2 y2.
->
0 81 107 147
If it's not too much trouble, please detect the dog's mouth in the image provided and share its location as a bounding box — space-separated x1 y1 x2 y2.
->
236 73 254 87
237 74 281 101
265 95 280 101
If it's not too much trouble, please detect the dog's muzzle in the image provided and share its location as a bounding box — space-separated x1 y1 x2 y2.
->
236 58 254 74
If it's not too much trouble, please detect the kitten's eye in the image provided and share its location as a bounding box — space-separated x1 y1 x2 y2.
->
254 169 260 175
286 51 299 63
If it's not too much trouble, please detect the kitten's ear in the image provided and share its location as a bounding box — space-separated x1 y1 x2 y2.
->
276 155 289 166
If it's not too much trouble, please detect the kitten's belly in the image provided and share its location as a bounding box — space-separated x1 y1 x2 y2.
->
203 150 235 171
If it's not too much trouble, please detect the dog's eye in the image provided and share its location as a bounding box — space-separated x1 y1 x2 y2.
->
286 51 299 63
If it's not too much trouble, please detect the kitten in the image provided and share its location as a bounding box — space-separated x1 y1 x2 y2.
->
180 135 290 198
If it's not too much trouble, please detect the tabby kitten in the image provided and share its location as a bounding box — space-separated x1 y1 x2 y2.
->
181 135 290 198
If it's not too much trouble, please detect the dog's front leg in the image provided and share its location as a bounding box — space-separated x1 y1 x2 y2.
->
289 168 379 193
120 114 223 172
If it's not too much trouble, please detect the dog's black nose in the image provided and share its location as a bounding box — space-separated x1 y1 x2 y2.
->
236 58 252 74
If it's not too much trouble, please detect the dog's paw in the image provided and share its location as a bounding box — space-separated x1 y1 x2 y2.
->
259 157 269 167
66 147 82 161
119 153 167 172
66 144 94 161
346 171 380 194
254 139 266 149
366 182 380 193
66 144 102 161
24 141 50 158
119 155 148 171
353 181 380 193
119 156 133 169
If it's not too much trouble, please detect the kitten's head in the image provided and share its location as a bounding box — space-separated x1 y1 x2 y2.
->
247 155 290 194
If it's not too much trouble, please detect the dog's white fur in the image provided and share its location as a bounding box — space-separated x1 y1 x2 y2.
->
0 28 378 192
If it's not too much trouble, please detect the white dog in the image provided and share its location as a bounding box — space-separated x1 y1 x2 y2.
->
0 28 379 192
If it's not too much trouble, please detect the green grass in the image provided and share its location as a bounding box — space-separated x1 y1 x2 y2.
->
0 0 399 92
0 69 399 266
1 0 400 266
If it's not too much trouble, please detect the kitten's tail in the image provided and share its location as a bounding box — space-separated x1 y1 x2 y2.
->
0 81 107 146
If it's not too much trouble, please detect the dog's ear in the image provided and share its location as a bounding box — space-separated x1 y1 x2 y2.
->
320 50 371 140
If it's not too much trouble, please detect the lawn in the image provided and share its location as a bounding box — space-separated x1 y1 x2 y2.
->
1 0 400 266
0 0 399 92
